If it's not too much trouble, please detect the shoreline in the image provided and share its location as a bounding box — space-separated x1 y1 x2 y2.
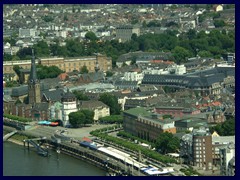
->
6 138 24 146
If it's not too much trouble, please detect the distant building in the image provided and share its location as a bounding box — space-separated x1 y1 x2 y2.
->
78 100 110 123
116 26 140 42
219 143 235 176
124 72 144 84
19 28 38 38
3 54 112 74
213 4 223 12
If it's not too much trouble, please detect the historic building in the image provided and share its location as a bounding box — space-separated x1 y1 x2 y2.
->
61 90 77 126
3 54 112 75
28 49 41 104
123 107 176 141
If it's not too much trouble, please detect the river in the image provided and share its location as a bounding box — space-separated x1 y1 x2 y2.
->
3 142 106 176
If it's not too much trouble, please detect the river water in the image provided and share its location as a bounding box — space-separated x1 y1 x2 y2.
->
3 142 106 176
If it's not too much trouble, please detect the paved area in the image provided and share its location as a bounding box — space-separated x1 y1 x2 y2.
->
25 124 115 140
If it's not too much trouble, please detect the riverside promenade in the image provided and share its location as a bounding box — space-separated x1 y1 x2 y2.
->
3 121 146 176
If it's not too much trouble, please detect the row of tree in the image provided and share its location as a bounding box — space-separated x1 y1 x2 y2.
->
4 29 234 66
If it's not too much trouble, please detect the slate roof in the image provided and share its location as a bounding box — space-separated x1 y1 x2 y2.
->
61 90 76 101
78 100 109 110
32 102 50 111
142 71 227 88
42 88 65 102
78 71 104 82
11 85 29 97
114 80 138 89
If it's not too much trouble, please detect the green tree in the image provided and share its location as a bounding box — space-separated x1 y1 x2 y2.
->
36 64 63 79
80 109 94 124
214 20 226 27
106 71 114 77
172 46 191 64
155 132 180 154
42 15 54 22
210 118 235 136
4 53 13 61
85 31 98 41
73 91 89 101
69 111 86 128
142 20 147 28
80 65 89 74
198 50 212 57
13 65 22 78
16 47 32 60
99 93 121 115
99 115 123 124
33 40 50 57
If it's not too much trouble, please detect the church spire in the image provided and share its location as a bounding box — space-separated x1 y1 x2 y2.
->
29 49 38 83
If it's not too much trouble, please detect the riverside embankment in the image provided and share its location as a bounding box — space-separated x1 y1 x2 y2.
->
3 125 145 176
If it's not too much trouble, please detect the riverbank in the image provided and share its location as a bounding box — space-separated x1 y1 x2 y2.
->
3 126 123 176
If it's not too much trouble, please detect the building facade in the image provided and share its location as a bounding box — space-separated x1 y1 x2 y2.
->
61 90 78 126
115 26 140 42
78 100 110 123
28 50 41 104
219 143 235 176
123 107 176 141
3 54 112 74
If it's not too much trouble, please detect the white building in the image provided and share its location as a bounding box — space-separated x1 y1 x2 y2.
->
61 90 77 127
124 72 143 84
143 68 169 75
56 30 67 38
167 64 186 75
219 143 235 176
19 28 38 38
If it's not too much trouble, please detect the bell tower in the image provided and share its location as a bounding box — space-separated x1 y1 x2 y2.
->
28 49 41 104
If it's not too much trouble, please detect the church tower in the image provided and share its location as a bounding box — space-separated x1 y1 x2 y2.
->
28 49 41 104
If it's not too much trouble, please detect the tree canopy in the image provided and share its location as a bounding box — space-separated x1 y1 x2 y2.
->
36 64 63 79
85 31 98 41
155 132 180 154
69 109 94 127
99 93 121 115
6 29 234 67
210 118 235 136
80 65 89 74
73 91 89 101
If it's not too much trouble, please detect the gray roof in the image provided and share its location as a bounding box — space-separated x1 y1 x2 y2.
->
114 80 138 87
78 100 109 110
78 71 104 82
32 102 50 111
212 136 235 144
11 85 29 97
42 88 65 102
142 71 226 88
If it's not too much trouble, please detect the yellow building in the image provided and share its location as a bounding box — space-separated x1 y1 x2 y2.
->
3 54 112 74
